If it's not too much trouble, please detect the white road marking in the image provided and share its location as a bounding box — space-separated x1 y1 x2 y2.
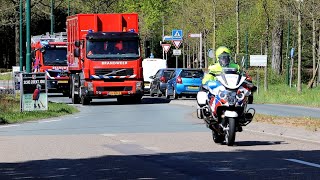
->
285 159 320 168
143 146 160 151
0 124 19 128
120 139 135 143
38 119 62 123
101 134 116 137
246 129 320 144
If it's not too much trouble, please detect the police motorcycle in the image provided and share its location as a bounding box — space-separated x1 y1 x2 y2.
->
196 68 256 146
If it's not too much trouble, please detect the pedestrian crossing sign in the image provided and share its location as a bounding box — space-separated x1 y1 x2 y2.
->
172 29 183 40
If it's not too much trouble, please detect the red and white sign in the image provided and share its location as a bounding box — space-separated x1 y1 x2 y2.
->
162 44 171 53
172 40 182 49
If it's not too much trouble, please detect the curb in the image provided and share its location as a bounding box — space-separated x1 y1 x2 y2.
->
169 99 320 144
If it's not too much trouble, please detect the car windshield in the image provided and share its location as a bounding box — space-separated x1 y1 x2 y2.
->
180 70 204 78
43 48 67 66
86 39 140 60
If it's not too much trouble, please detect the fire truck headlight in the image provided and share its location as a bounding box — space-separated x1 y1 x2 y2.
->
136 81 142 91
87 82 93 91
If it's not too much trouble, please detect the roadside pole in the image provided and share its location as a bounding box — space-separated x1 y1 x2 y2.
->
188 33 202 68
19 0 23 71
26 0 31 73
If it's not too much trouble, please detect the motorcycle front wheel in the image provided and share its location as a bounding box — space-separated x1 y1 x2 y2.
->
212 130 224 144
225 117 236 146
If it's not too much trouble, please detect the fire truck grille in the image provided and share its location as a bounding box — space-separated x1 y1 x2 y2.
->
94 68 134 76
47 71 68 77
96 86 132 91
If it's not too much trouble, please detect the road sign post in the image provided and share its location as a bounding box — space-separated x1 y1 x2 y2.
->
162 44 171 61
171 30 183 68
188 33 202 68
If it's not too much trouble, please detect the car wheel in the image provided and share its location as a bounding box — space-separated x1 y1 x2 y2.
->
165 88 170 99
173 89 178 99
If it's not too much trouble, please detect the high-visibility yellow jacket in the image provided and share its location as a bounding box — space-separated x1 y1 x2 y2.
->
202 63 240 85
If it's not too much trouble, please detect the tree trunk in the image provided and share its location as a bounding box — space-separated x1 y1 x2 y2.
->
297 1 302 92
312 17 316 76
271 18 283 75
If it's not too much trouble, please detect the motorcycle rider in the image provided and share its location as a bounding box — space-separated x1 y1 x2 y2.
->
202 46 239 85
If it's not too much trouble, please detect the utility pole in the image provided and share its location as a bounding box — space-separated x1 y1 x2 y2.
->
162 16 165 60
19 0 23 71
26 0 31 73
51 0 55 34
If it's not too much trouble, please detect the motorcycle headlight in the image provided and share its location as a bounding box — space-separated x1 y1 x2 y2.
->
219 91 227 99
227 92 237 105
236 93 245 101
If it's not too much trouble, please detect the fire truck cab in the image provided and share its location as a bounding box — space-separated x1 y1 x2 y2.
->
31 32 69 96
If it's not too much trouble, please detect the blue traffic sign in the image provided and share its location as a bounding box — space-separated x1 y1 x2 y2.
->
172 29 183 40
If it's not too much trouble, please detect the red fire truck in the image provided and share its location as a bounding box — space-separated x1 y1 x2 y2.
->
66 13 144 105
31 32 69 96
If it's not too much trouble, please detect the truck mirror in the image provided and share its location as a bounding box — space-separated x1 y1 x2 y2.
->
75 41 81 47
74 48 80 57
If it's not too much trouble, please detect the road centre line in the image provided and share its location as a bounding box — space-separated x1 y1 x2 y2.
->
246 129 320 144
285 159 320 168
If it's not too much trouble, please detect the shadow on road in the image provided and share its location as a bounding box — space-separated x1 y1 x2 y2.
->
0 150 318 179
235 141 287 146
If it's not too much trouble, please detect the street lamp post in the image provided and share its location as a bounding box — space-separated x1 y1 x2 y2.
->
26 0 31 73
51 0 55 34
19 0 23 71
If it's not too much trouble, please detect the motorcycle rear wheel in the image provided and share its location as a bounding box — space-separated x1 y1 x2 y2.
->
225 117 236 146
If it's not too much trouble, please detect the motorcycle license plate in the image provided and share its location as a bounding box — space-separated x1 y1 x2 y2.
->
144 82 150 87
58 80 68 84
187 86 199 90
109 91 122 95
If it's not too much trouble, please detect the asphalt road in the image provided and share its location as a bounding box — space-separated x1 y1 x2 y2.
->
0 95 319 179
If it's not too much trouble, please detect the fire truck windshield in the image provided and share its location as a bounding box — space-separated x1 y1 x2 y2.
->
86 39 140 60
43 48 67 66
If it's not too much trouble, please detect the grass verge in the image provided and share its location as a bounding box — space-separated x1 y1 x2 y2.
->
0 73 12 80
253 84 320 107
0 95 79 124
254 114 320 132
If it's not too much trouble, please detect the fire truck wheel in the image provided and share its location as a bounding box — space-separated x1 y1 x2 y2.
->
71 78 80 104
81 96 90 105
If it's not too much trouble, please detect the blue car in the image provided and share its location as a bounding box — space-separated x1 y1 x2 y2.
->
165 68 204 99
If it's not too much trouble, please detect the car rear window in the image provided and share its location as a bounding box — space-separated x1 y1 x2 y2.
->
163 70 174 78
180 70 204 78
